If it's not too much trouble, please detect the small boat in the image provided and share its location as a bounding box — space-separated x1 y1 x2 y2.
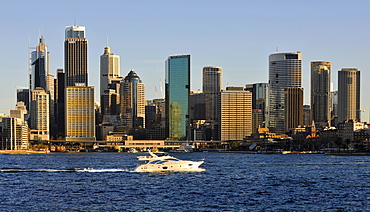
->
128 148 139 153
134 152 205 172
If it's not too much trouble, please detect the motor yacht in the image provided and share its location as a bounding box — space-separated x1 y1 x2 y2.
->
134 152 205 172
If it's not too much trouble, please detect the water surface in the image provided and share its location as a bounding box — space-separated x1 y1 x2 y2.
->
0 152 369 211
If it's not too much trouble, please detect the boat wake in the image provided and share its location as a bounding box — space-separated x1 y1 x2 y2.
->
0 168 131 173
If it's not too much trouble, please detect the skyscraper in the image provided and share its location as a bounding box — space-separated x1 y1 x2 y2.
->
64 25 95 141
120 70 145 129
64 25 88 86
245 83 269 132
31 36 49 91
337 68 361 122
311 61 331 129
165 55 190 140
203 66 222 121
220 87 252 141
100 45 120 97
55 69 65 138
285 87 304 131
65 86 95 141
268 52 302 134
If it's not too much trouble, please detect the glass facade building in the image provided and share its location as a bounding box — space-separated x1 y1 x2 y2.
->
165 55 190 140
268 52 302 134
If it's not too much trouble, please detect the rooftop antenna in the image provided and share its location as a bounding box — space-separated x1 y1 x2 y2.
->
106 37 109 47
74 17 77 26
276 47 278 53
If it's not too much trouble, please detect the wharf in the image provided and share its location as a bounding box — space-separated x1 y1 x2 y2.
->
0 150 50 154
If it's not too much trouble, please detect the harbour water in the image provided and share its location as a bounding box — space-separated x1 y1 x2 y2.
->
1 152 369 211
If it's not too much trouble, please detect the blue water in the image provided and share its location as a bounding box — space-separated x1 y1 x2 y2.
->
1 152 370 211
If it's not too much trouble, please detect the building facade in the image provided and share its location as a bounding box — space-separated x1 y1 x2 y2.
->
220 87 252 141
165 55 190 140
337 68 361 123
64 25 88 87
120 70 145 129
100 45 120 97
31 36 50 91
65 86 95 141
30 88 50 141
268 52 302 134
203 66 222 122
285 87 304 131
2 117 29 150
311 61 331 129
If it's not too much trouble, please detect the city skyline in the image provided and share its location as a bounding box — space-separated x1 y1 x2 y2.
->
1 1 369 121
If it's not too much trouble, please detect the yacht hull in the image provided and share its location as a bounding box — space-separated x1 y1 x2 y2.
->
134 161 204 172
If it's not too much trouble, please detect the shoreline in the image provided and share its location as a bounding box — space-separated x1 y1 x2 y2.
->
0 150 50 154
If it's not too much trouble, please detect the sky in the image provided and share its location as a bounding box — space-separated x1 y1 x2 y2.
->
0 0 369 121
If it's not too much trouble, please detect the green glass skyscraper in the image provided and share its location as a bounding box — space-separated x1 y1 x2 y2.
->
165 55 190 140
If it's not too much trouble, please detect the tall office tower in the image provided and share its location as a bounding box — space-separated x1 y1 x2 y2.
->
311 61 331 129
120 70 145 129
337 68 361 123
285 87 304 131
220 87 252 141
165 55 190 140
31 36 49 91
64 25 88 86
203 66 222 121
100 45 120 97
65 86 95 141
245 83 269 132
268 52 302 134
47 74 55 138
190 90 205 121
2 117 29 150
30 88 50 140
55 69 65 138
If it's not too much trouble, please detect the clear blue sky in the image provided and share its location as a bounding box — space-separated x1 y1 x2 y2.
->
1 0 369 121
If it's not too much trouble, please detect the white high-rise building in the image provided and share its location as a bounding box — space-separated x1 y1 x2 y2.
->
268 52 302 134
100 45 120 97
2 117 29 150
30 88 50 141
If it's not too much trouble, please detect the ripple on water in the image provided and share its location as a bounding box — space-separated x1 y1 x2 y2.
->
0 153 370 211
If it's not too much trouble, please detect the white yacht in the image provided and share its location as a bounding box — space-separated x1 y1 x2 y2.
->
134 152 205 172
